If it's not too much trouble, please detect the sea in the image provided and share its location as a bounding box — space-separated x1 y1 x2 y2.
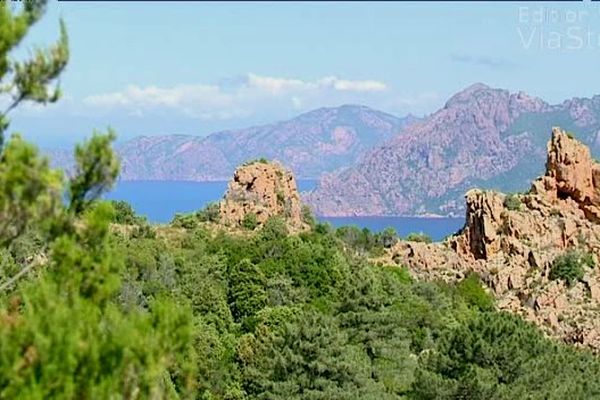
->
105 181 464 241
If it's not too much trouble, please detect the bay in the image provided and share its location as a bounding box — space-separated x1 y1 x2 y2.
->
105 181 464 241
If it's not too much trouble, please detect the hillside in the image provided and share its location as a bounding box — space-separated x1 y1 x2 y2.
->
47 105 417 181
307 84 600 216
387 127 600 349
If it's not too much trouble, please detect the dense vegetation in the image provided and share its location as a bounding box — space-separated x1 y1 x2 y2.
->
1 2 600 399
549 250 595 287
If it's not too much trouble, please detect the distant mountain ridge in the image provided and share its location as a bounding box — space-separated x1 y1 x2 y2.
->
307 84 600 216
47 85 600 217
47 105 418 181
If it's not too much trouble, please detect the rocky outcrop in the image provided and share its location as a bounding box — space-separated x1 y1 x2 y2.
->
219 161 306 230
540 128 600 222
386 127 600 350
458 189 505 260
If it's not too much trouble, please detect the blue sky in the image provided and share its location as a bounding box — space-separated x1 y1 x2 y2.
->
6 1 600 147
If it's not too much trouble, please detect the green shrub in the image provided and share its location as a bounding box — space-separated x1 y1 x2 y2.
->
413 311 600 399
131 222 156 239
171 213 197 229
457 273 494 311
376 227 399 248
405 232 432 244
243 158 269 166
382 265 413 284
242 213 258 230
549 250 595 287
301 204 316 227
110 200 145 225
260 216 288 241
196 202 221 223
336 225 379 254
503 194 521 211
276 191 285 206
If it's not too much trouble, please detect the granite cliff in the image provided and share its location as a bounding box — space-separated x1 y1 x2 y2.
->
386 128 600 349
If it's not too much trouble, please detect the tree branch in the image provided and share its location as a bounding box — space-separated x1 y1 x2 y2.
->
0 261 38 292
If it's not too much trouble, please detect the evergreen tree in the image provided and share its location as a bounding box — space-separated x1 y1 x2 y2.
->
0 0 69 146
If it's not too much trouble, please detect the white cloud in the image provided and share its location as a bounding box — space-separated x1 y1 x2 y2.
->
81 73 389 121
84 84 232 108
246 74 308 94
317 76 387 92
245 74 387 94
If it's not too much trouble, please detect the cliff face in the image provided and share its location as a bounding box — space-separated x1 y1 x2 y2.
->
387 128 600 349
307 86 600 216
219 161 306 230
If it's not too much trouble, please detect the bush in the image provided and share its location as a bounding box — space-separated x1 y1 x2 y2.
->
301 204 316 227
549 250 594 287
413 311 600 399
196 202 221 223
503 194 521 211
276 191 285 205
406 232 432 244
130 222 156 239
171 213 197 229
243 158 269 166
457 273 494 311
376 227 399 248
260 216 288 241
242 213 258 230
336 225 378 254
110 200 144 225
382 265 413 285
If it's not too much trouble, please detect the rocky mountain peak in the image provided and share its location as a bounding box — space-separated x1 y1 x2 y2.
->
219 160 306 230
443 82 500 108
443 83 547 118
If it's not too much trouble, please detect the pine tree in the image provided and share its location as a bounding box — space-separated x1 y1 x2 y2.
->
0 0 69 147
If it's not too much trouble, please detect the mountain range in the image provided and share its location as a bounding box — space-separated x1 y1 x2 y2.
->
308 84 600 216
47 84 600 217
47 105 417 181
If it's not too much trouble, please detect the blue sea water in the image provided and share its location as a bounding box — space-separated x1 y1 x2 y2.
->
105 181 464 241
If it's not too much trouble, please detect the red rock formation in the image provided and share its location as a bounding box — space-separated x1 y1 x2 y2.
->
386 127 600 350
219 161 305 230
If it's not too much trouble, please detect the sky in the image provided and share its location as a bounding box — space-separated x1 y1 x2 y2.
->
5 1 600 147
